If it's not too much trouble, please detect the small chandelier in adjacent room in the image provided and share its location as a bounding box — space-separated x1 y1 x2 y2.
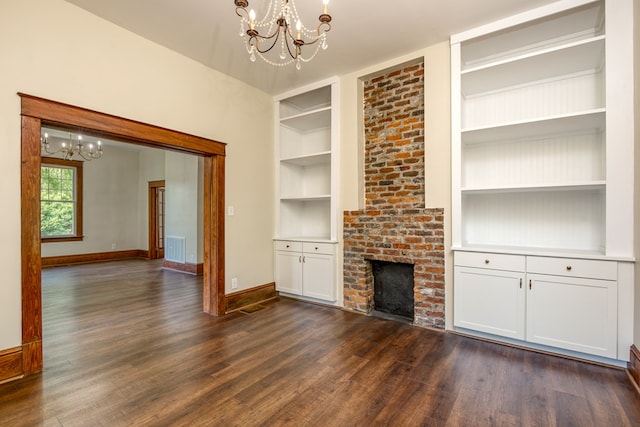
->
41 132 103 161
234 0 332 70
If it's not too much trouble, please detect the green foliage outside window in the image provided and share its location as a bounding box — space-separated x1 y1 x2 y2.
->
41 165 75 237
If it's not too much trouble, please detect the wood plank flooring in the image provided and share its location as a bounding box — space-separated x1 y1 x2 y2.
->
0 259 638 426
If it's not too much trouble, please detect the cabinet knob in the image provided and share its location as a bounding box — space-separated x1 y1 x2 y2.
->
484 259 490 264
315 246 319 250
566 265 572 271
286 245 290 248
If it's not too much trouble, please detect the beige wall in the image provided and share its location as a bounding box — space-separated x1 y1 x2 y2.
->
164 152 202 264
137 149 167 250
41 146 143 257
0 0 274 350
338 42 452 326
634 0 640 348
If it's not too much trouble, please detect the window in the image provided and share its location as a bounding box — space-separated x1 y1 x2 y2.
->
41 158 83 242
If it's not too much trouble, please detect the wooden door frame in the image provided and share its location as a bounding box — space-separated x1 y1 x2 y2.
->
19 93 226 375
148 180 166 260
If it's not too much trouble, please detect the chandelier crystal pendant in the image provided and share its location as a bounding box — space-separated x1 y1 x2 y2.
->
234 0 332 70
41 132 103 161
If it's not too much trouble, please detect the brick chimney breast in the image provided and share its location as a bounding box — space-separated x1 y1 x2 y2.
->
343 60 445 329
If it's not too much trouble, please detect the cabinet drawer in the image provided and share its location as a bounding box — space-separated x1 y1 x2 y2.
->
302 242 335 255
275 240 303 252
527 256 617 280
455 251 525 271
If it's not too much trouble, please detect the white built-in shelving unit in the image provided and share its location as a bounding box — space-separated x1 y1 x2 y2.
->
451 0 635 364
274 78 339 303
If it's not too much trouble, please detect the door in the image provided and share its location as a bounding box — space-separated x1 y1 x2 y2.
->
275 251 303 295
454 266 526 340
148 180 165 260
302 252 335 301
526 273 617 358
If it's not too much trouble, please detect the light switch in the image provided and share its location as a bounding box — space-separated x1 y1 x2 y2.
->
228 206 234 216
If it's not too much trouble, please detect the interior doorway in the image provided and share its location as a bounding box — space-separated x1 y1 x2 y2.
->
148 180 166 260
19 93 226 376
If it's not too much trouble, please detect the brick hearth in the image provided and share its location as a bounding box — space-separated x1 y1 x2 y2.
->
343 60 445 328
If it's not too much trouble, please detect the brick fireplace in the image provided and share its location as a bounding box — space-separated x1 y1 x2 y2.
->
343 60 445 329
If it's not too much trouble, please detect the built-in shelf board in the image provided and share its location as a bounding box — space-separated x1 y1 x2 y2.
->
462 109 605 145
280 107 331 132
462 36 605 95
459 1 604 69
280 151 331 167
279 85 331 114
280 195 331 202
461 182 605 194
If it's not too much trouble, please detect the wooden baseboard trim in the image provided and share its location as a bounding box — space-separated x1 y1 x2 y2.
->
225 282 277 313
42 250 148 267
22 340 42 376
0 347 23 383
628 345 640 394
162 260 203 276
137 250 150 259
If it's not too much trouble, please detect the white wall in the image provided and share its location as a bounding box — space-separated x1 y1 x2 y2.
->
0 0 274 351
164 152 201 264
41 146 142 257
338 42 452 325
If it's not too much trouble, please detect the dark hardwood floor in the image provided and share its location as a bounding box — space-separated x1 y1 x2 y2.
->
0 259 638 426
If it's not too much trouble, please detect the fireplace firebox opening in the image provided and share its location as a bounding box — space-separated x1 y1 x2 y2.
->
371 260 415 322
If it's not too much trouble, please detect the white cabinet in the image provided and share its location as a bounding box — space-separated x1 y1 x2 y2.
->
275 241 304 295
454 252 526 340
525 256 618 358
450 0 635 363
455 251 619 359
454 266 525 340
274 240 336 302
274 79 339 305
527 274 617 358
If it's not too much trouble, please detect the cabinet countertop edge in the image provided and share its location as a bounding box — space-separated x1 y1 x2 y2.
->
451 247 635 263
275 238 338 244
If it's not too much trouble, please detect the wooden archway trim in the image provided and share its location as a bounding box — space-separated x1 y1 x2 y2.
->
19 93 226 375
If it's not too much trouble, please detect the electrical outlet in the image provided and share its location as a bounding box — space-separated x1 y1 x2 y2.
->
111 243 117 250
231 277 238 289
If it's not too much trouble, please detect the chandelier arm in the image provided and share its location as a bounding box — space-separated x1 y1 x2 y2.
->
316 22 331 37
42 144 57 156
249 29 283 55
283 20 331 48
283 32 298 59
235 6 249 19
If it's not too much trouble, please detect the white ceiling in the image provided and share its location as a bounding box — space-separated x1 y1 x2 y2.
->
64 0 557 95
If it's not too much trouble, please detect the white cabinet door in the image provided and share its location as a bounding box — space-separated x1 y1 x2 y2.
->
454 266 525 340
302 252 335 301
526 274 617 358
275 251 303 295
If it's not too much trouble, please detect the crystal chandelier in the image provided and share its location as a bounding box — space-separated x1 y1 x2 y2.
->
41 132 103 161
234 0 332 70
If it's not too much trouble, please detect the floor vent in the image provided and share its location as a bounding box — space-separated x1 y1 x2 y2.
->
165 236 186 263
